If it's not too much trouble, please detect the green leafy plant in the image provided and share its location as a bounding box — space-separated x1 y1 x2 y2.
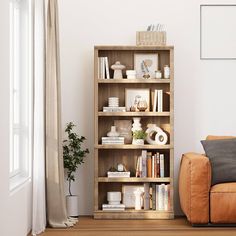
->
132 130 147 140
63 122 89 196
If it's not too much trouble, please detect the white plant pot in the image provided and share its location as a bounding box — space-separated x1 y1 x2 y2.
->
66 195 79 217
132 139 144 145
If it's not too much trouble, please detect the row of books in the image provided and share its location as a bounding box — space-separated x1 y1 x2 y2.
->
136 150 165 178
143 183 170 211
98 57 110 79
102 137 125 144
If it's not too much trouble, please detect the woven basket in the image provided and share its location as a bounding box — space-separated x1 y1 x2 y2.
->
136 31 166 46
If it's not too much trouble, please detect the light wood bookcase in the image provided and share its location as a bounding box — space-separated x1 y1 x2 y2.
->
94 46 174 219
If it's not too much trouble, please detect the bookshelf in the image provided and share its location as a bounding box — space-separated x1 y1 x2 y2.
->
94 45 174 219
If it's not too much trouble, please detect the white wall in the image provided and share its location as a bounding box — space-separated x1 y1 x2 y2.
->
59 0 236 215
0 1 32 235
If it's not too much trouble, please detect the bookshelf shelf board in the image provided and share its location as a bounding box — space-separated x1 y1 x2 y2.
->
95 144 172 150
98 112 170 117
94 210 174 219
98 79 171 84
98 177 171 183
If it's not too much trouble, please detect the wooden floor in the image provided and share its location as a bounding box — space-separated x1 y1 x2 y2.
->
41 216 236 236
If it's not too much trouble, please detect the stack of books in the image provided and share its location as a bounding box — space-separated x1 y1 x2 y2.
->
135 150 165 178
107 171 130 178
103 107 126 112
102 137 125 144
98 57 110 79
102 204 125 211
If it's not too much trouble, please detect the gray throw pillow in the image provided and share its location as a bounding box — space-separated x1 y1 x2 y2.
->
201 138 236 185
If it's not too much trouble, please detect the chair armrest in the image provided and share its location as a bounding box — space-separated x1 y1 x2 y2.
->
179 152 211 224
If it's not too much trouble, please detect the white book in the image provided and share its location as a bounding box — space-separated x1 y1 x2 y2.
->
153 90 158 112
107 172 130 178
141 150 147 178
102 208 125 211
102 57 105 79
160 154 164 177
105 57 110 79
155 185 159 210
102 204 125 208
102 137 124 140
158 184 165 210
100 57 104 79
157 90 163 112
164 184 169 211
98 58 101 78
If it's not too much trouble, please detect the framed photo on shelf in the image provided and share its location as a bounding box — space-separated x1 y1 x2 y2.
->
114 120 132 144
134 53 158 79
125 88 150 112
122 185 144 208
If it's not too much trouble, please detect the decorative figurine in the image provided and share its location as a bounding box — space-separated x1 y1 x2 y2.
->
107 126 120 137
111 61 126 79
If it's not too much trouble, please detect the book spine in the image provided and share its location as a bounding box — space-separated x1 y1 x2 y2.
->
156 184 159 210
156 152 160 177
136 156 141 177
160 154 164 177
102 57 105 79
141 150 147 178
147 153 152 177
105 57 110 79
152 183 156 210
98 57 100 78
154 154 157 178
164 184 168 211
152 155 155 178
158 184 165 210
143 183 150 210
157 90 163 112
153 89 157 112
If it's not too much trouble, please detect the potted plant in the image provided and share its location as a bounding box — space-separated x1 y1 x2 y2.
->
132 130 147 145
63 122 89 217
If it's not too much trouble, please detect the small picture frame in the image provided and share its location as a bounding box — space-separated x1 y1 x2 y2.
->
125 88 150 112
114 120 132 144
122 185 144 208
134 53 158 79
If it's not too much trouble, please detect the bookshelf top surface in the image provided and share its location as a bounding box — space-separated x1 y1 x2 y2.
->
94 45 174 51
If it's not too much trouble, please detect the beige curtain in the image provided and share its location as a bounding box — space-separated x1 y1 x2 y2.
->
45 0 73 228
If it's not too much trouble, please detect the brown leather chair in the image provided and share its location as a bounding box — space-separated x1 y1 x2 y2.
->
179 135 236 224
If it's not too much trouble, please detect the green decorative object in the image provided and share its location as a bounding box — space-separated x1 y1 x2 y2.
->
63 122 89 196
133 130 147 140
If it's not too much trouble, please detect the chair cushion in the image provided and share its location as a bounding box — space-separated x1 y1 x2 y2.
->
210 183 236 223
201 138 236 185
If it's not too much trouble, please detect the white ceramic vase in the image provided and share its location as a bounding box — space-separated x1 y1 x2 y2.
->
66 195 79 217
131 117 142 132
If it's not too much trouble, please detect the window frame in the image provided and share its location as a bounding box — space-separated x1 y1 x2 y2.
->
9 0 33 192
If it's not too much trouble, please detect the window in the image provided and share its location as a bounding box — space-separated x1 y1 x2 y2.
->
9 0 33 191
